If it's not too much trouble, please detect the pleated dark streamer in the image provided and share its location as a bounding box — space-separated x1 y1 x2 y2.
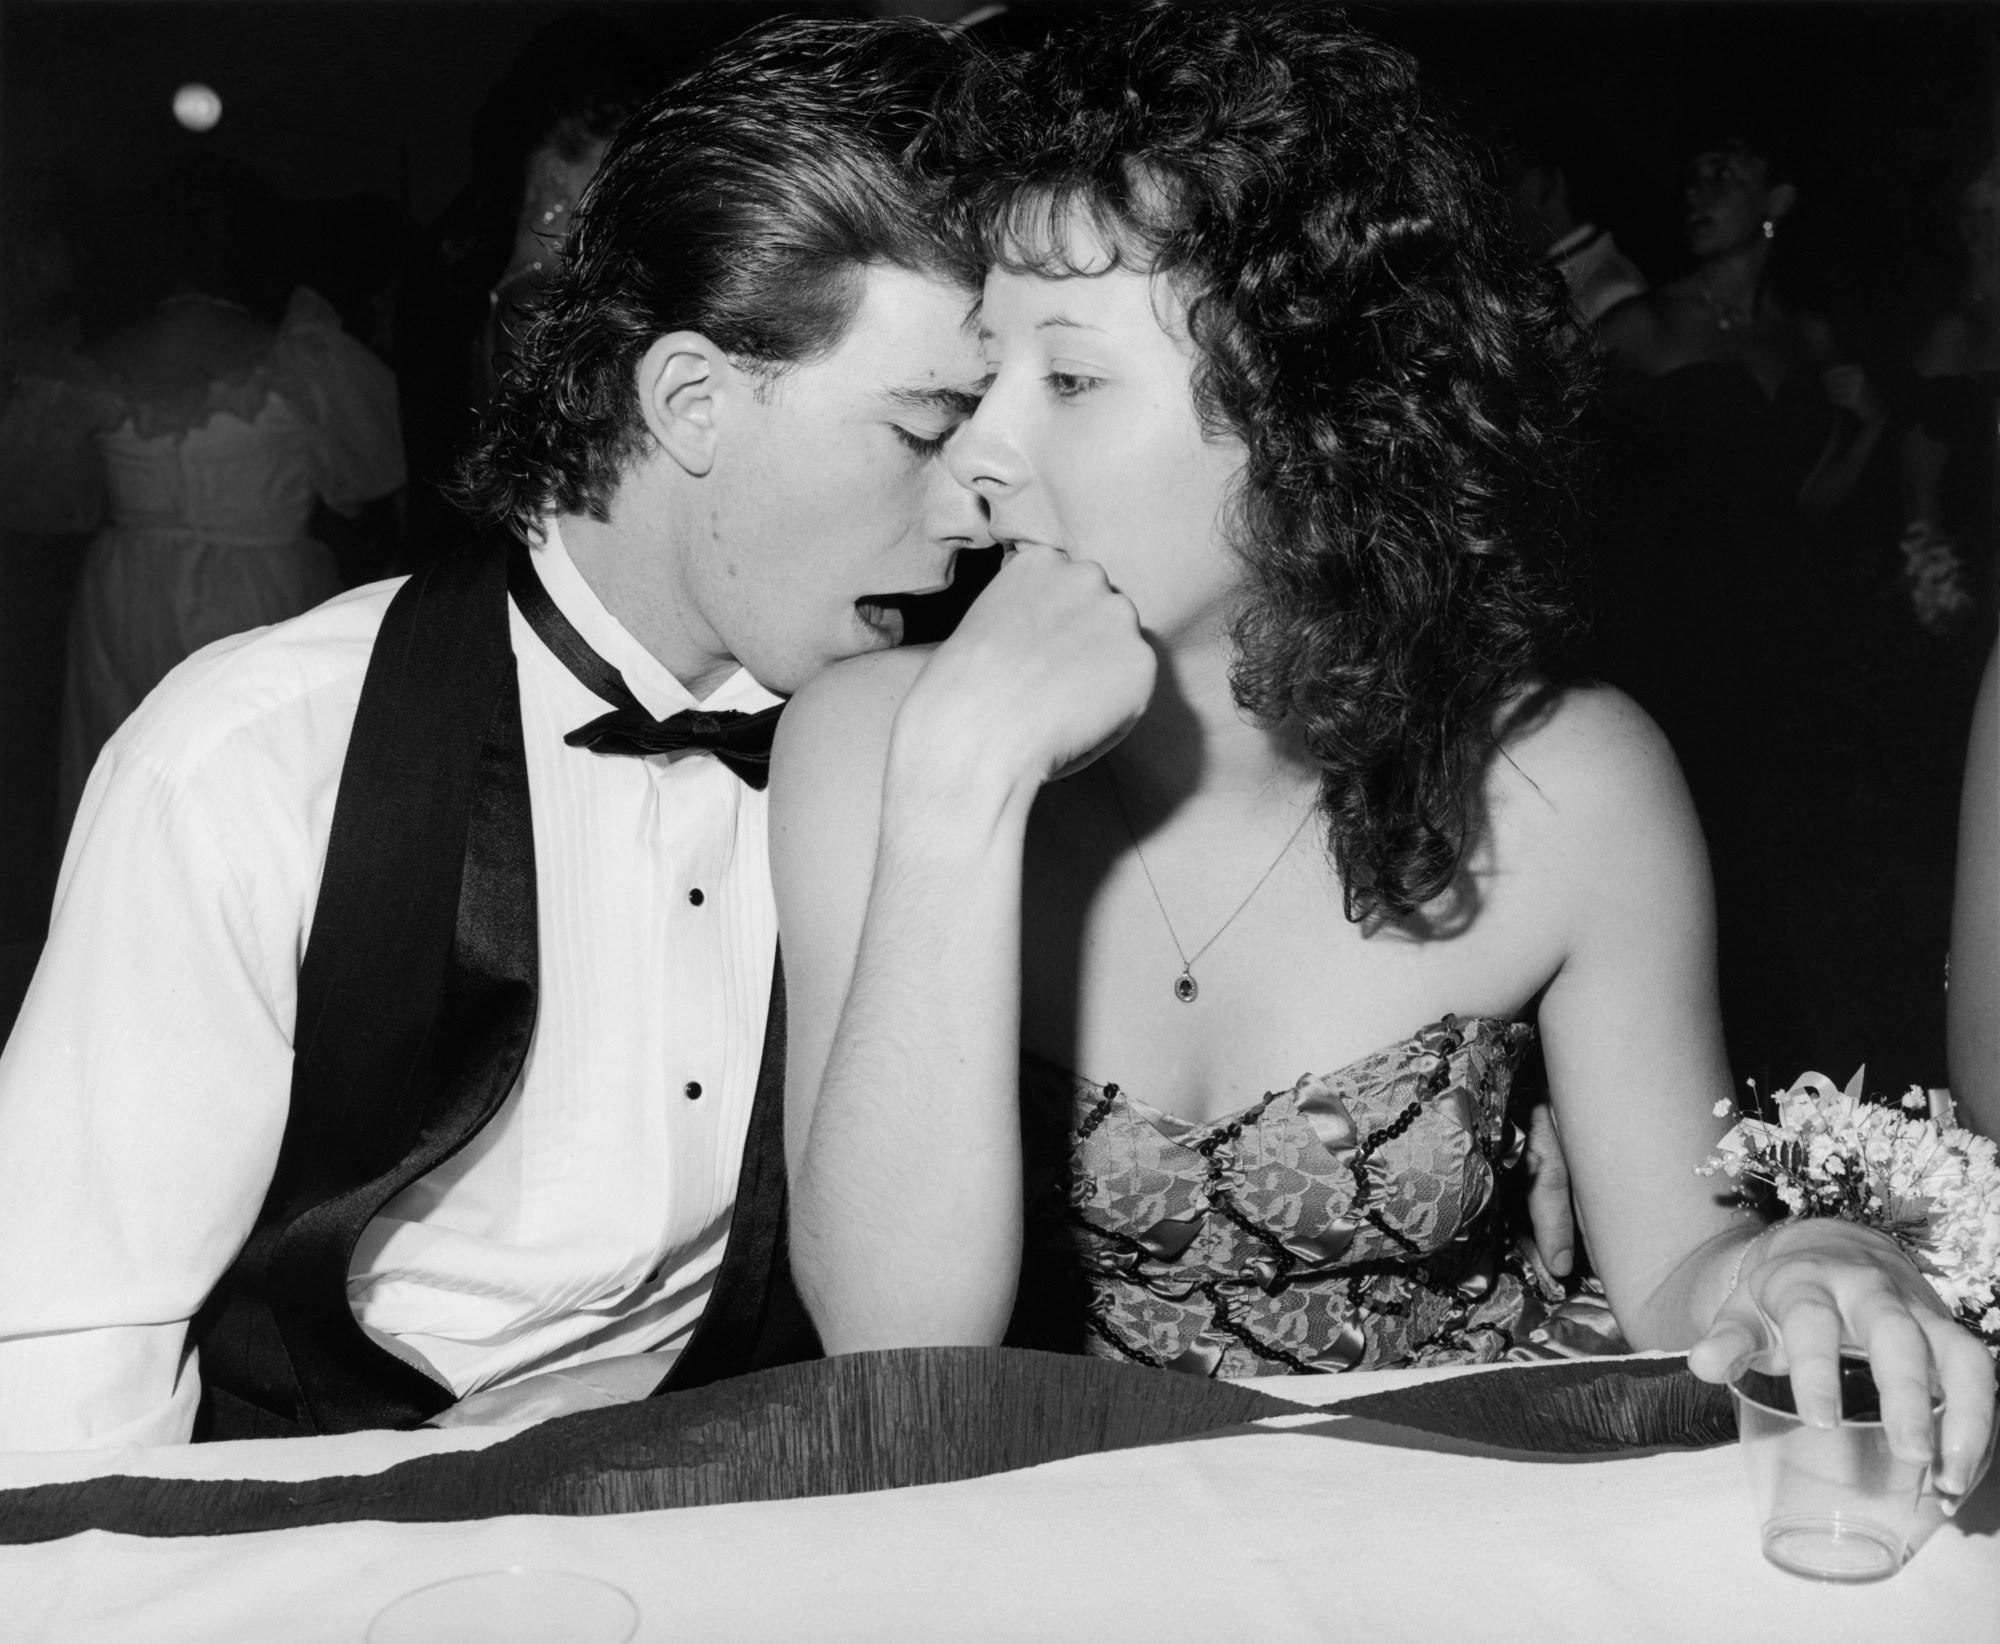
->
0 1348 1733 1544
1330 1352 1736 1454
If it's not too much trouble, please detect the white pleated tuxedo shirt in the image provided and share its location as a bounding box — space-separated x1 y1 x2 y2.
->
0 524 780 1450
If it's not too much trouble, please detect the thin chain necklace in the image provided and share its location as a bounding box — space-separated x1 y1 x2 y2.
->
1101 763 1315 1004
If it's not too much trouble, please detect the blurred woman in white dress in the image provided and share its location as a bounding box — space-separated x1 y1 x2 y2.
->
0 156 405 835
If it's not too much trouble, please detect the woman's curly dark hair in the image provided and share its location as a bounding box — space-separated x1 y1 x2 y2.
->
931 2 1588 920
455 17 973 540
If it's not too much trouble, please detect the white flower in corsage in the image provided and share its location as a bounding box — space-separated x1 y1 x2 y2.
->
1699 1069 2000 1354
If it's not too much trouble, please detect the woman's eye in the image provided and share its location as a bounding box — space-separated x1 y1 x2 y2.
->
1046 371 1102 401
891 424 954 458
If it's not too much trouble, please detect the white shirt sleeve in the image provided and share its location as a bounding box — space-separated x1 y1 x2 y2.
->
0 554 780 1443
0 749 297 1451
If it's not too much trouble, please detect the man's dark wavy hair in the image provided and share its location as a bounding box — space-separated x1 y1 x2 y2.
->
931 1 1588 921
456 17 974 539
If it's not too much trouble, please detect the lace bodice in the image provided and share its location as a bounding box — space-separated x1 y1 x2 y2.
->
1017 1015 1612 1377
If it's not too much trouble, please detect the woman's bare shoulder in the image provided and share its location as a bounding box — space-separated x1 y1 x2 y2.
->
1473 684 1708 967
768 646 936 950
774 646 929 759
1486 683 1696 865
770 644 933 823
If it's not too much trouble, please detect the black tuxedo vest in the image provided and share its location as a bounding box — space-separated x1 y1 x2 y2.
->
191 548 817 1440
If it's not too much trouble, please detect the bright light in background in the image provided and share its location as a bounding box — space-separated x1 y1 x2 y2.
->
172 83 222 133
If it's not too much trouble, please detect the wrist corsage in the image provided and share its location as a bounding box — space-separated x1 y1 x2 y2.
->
1700 1069 2000 1353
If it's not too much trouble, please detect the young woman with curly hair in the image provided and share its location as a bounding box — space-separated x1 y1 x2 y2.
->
771 3 1993 1489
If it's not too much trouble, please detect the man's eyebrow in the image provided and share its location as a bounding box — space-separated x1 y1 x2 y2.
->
882 383 985 416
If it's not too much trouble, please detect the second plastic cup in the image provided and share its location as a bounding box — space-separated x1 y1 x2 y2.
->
1731 1351 1939 1583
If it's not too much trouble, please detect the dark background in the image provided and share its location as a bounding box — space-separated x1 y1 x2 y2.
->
6 2 1992 344
1 0 1994 1084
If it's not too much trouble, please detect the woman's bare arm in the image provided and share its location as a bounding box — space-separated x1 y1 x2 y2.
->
1948 642 2000 1136
1512 687 1742 1343
771 548 1153 1353
1521 686 1993 1493
770 644 1031 1350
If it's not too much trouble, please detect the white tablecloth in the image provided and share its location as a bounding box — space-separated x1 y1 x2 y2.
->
2 1357 1994 1643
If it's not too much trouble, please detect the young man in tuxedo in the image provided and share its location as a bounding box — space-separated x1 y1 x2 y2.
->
0 17 997 1447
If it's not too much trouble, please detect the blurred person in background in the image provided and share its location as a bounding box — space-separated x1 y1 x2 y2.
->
1501 101 1649 332
0 153 404 843
0 171 90 974
1900 149 1998 639
1593 124 1888 1090
395 14 663 565
1599 124 1888 531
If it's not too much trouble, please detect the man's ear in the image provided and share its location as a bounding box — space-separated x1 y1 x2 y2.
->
635 332 731 478
1767 181 1800 224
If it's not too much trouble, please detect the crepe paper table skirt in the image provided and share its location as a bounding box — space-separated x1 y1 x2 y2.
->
1 1352 1993 1643
0 1348 1734 1541
0 1350 1649 1499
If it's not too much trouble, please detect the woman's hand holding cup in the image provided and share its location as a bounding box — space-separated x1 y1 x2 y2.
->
1689 1218 1996 1504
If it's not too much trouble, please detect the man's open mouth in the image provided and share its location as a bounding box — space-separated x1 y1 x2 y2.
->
854 550 1004 647
854 596 908 644
854 577 954 645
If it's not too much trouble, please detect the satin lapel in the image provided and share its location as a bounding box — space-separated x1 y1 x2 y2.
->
224 548 539 1434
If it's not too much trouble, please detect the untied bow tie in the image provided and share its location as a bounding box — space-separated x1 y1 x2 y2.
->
506 544 782 790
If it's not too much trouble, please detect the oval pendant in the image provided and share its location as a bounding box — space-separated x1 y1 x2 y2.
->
1174 971 1198 1003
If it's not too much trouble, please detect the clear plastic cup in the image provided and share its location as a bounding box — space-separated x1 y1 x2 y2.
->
1731 1350 1940 1583
366 1569 639 1644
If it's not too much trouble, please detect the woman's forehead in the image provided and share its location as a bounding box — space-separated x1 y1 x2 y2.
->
980 256 1144 321
977 256 1195 357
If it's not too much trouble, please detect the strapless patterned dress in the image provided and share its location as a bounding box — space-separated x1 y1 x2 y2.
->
1014 1016 1624 1378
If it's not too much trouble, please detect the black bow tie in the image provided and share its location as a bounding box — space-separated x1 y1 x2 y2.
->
506 544 782 790
564 701 783 785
